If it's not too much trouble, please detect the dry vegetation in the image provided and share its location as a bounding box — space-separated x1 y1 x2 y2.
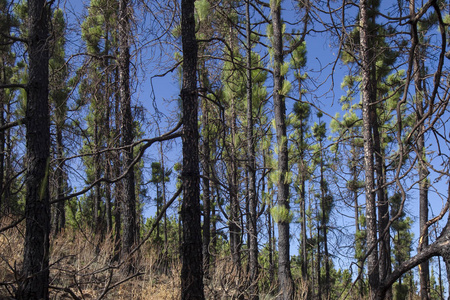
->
0 217 181 300
0 217 311 299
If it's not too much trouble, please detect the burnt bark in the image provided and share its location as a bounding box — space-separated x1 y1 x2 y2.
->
118 0 136 270
16 0 51 298
180 0 204 298
246 1 258 298
270 1 294 298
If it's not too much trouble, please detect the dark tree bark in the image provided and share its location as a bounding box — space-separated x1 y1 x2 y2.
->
201 87 211 274
16 0 51 298
0 56 6 214
118 0 137 265
246 1 258 298
180 0 204 298
113 69 122 261
270 1 294 298
359 0 379 295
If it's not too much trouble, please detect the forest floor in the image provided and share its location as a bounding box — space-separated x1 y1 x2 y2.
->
0 218 181 299
0 217 286 299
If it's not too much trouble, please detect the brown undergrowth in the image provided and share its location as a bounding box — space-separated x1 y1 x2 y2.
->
0 218 307 299
0 218 181 300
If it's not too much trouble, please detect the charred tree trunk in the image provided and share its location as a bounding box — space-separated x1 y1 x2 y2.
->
118 0 136 268
270 1 294 298
180 0 204 298
16 0 51 298
246 1 258 297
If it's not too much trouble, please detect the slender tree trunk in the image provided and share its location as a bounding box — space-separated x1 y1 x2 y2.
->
201 91 211 275
317 199 321 300
351 143 364 298
271 1 294 298
360 0 379 296
0 61 5 214
113 69 122 261
16 1 51 298
94 122 102 234
118 0 136 267
319 140 330 300
373 101 391 299
410 0 430 297
53 117 65 235
246 1 258 297
180 0 204 298
229 94 241 270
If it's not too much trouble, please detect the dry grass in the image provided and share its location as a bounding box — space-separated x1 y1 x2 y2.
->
0 219 309 299
0 220 182 299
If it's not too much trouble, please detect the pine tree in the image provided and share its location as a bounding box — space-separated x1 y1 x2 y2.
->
180 0 204 298
49 8 70 235
269 0 294 297
16 0 51 298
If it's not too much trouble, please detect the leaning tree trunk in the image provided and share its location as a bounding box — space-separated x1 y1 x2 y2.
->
270 1 294 298
180 0 204 298
16 0 51 299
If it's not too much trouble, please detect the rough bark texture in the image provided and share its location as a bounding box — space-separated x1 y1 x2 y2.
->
118 0 137 266
180 0 204 298
359 0 379 296
16 0 51 298
270 1 294 299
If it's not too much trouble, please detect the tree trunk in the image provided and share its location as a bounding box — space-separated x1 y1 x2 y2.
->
270 1 294 298
201 90 211 275
359 0 379 296
118 0 136 268
229 93 241 270
16 0 51 298
246 1 258 298
410 0 430 297
180 0 204 298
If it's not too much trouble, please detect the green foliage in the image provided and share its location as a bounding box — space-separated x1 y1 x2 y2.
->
271 205 293 223
194 0 210 22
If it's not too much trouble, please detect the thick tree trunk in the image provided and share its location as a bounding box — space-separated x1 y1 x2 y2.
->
359 0 379 296
180 0 204 298
16 0 51 299
118 0 136 265
270 1 294 299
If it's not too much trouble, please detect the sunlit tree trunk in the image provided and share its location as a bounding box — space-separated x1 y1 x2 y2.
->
359 0 379 296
